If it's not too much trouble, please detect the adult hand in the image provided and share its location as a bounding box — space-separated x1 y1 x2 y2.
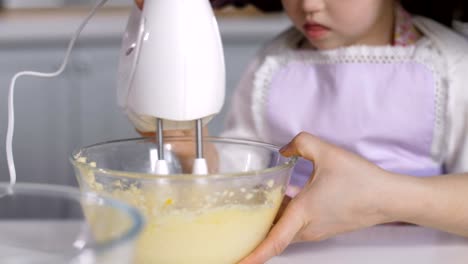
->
240 132 395 263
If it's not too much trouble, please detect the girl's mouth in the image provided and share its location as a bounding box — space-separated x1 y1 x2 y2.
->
303 22 330 39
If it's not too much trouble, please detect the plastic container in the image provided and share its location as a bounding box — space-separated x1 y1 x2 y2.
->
0 183 144 264
71 137 297 264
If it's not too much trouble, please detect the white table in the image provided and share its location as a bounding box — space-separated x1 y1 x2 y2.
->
1 222 467 263
269 225 468 264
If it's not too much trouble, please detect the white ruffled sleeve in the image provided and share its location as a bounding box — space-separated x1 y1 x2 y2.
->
415 17 468 173
220 56 264 141
220 28 301 142
443 53 468 173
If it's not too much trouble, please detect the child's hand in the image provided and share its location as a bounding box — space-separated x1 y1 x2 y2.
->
134 0 143 9
239 132 394 264
137 128 193 139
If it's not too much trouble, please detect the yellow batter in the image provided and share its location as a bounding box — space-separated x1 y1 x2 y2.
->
75 158 283 264
135 198 280 264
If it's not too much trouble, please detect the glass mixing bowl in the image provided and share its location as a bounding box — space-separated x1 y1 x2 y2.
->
71 137 297 264
0 183 144 264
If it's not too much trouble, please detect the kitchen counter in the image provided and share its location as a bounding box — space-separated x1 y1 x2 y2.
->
269 225 468 264
0 221 467 263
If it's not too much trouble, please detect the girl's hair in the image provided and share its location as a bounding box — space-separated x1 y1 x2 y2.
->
229 0 283 12
400 0 467 26
241 0 467 26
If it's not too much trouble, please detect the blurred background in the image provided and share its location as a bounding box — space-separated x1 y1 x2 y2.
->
0 1 291 187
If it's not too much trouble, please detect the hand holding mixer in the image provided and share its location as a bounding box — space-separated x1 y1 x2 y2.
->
6 0 226 184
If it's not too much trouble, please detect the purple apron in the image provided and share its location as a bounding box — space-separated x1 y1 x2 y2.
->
264 59 442 188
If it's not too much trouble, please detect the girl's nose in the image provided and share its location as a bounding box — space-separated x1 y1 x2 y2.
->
302 0 325 14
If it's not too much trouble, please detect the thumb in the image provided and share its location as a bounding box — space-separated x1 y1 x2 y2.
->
279 132 326 161
239 203 304 264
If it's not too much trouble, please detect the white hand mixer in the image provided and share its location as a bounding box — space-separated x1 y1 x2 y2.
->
118 1 225 175
6 0 225 184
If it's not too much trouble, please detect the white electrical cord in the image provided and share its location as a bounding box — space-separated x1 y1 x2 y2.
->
6 0 109 185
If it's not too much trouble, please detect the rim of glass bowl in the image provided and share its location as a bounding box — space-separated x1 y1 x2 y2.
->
70 136 298 181
0 182 145 258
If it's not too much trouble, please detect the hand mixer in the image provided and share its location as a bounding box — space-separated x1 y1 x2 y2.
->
117 1 226 175
6 0 225 185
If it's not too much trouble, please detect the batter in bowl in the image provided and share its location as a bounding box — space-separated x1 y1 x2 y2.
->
75 158 283 264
